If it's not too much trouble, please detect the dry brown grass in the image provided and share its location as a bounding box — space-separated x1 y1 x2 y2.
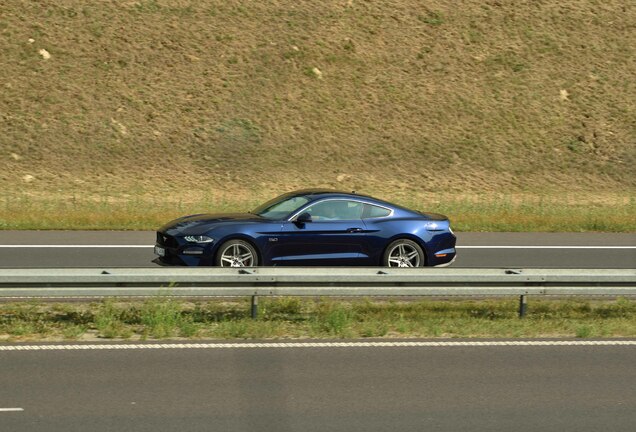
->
1 190 633 231
1 1 634 227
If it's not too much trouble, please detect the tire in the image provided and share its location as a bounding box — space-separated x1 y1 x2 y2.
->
383 239 425 267
215 239 259 267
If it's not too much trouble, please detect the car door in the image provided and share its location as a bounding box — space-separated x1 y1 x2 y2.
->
273 199 369 265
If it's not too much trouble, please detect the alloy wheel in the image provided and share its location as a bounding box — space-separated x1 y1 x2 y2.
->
219 243 255 267
387 243 421 267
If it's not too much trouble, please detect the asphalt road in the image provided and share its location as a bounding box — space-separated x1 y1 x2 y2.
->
0 231 633 268
1 341 635 432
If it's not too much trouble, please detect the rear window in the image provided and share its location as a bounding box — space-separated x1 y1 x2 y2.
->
362 204 391 218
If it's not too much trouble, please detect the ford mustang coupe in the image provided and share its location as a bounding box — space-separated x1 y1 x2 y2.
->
154 189 456 267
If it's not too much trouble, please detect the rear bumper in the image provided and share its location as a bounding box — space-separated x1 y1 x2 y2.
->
434 254 457 268
426 231 457 267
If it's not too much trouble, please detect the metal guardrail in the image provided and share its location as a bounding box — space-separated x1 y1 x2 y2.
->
1 268 634 317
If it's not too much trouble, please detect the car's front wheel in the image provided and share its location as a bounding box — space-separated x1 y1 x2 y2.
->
383 239 425 267
216 240 259 267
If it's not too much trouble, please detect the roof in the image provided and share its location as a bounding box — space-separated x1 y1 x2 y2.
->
287 188 373 197
285 188 382 204
288 188 351 195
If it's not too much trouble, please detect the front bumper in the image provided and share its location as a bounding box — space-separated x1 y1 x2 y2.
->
154 232 214 266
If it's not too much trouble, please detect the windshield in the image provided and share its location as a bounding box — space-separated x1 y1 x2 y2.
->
252 194 310 220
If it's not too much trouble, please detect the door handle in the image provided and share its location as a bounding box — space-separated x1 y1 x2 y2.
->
346 227 364 233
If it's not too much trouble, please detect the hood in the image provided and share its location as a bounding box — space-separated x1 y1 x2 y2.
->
159 213 264 234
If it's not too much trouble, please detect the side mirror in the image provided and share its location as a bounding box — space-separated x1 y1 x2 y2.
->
295 212 312 224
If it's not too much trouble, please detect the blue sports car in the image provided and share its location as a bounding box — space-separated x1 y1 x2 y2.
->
154 189 456 267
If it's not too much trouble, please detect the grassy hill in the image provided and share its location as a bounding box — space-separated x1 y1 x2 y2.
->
0 0 634 230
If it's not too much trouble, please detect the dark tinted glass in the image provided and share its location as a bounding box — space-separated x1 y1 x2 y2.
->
362 203 391 218
305 200 363 221
253 195 309 219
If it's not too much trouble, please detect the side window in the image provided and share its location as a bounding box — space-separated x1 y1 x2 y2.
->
362 203 391 219
258 196 309 219
305 200 363 221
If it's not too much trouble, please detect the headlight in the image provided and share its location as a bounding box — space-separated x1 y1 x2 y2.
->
184 235 214 243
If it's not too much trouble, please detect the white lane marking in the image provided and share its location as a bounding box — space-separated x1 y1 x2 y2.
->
0 245 151 248
458 246 635 249
0 245 634 249
0 341 634 351
0 408 24 412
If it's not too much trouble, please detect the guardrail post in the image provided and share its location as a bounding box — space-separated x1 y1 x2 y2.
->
251 295 258 319
519 295 527 318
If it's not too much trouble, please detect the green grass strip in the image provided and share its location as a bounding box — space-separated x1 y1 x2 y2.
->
1 297 634 342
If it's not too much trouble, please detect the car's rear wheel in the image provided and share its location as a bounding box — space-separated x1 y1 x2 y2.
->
216 240 259 267
383 239 425 267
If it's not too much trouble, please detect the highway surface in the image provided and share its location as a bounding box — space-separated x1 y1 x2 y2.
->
1 341 635 432
1 232 634 431
0 231 634 268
